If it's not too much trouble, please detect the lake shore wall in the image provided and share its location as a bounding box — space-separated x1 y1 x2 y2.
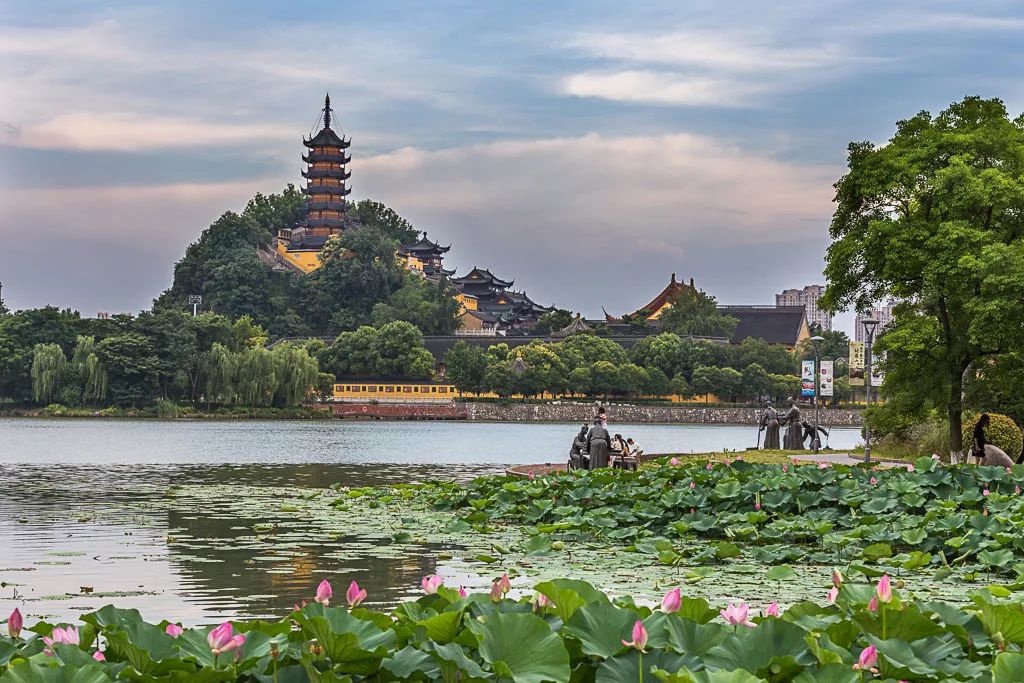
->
463 402 864 426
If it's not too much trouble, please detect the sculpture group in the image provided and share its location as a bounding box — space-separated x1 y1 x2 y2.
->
758 400 828 451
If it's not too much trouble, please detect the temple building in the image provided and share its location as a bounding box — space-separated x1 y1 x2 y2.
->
275 94 357 273
398 233 455 280
451 267 552 335
603 273 810 349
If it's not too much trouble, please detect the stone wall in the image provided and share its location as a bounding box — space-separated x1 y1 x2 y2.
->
464 402 863 426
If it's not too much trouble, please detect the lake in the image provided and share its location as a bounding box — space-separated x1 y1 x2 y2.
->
0 418 864 625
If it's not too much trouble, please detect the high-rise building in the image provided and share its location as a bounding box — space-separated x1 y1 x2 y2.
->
776 285 831 332
855 302 896 342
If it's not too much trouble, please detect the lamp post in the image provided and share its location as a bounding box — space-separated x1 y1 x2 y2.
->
861 318 880 464
809 335 824 454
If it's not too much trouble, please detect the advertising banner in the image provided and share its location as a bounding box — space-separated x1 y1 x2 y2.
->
819 360 834 397
801 360 816 397
849 341 865 386
870 351 885 387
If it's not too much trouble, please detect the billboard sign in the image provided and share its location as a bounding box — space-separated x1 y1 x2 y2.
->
819 360 834 397
801 360 816 397
848 341 865 386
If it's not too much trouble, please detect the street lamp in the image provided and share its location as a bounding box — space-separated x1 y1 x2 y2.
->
861 318 880 464
809 335 824 454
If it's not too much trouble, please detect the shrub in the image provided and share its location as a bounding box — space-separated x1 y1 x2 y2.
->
963 412 1023 459
154 398 181 419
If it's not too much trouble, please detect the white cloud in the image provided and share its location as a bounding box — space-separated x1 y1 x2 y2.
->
563 70 767 107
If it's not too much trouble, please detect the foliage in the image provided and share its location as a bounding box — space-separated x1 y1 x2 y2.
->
4 577 1024 682
821 96 1024 456
962 413 1023 460
30 343 66 404
443 342 489 393
659 285 738 338
531 309 575 336
426 457 1024 572
351 198 418 243
319 322 434 379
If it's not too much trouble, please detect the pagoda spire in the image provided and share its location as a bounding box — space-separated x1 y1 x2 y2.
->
323 93 332 129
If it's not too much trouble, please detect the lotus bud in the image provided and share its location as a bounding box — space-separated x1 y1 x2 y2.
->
827 587 839 604
535 592 552 610
689 481 696 489
661 587 681 613
7 608 22 639
621 620 648 651
93 651 106 662
346 580 367 608
458 586 468 598
854 645 877 671
669 457 680 466
764 602 781 617
498 573 511 595
876 574 892 603
489 581 502 602
867 596 878 612
207 622 236 655
315 579 333 605
832 569 843 588
165 623 184 637
983 488 991 497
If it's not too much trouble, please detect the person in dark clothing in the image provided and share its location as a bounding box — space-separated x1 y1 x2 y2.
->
972 414 990 463
587 419 611 469
568 425 589 470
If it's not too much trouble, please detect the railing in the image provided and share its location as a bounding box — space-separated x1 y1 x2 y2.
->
454 328 499 336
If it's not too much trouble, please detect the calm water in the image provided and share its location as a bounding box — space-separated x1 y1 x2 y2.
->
0 418 862 626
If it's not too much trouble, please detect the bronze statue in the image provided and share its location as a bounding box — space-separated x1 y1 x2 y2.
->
781 400 804 450
800 420 829 450
758 401 781 449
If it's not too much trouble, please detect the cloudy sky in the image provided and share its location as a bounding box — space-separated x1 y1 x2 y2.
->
3 1 1024 332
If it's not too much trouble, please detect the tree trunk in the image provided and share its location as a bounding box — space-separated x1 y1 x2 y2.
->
948 364 965 464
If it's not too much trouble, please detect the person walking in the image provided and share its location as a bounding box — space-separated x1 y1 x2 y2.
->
972 414 990 463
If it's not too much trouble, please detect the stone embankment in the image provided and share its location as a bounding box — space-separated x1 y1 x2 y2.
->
464 402 863 426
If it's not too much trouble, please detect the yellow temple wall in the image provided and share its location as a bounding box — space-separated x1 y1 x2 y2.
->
275 242 323 273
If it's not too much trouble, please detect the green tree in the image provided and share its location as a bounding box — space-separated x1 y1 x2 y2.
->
351 199 418 243
231 315 269 351
729 337 797 376
31 343 66 404
740 362 770 401
821 96 1024 459
243 184 305 242
271 343 320 406
96 334 160 407
618 363 650 397
203 342 235 405
690 366 719 402
234 347 278 407
444 342 489 393
568 367 592 397
531 309 575 336
659 286 738 338
589 361 621 397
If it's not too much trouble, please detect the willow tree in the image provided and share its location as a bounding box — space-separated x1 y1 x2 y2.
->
821 96 1024 460
234 347 278 407
271 344 319 407
82 353 108 404
203 343 236 405
31 343 66 404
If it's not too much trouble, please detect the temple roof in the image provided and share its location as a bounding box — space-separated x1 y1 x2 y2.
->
551 314 592 338
608 273 695 321
451 267 513 288
399 232 451 257
718 306 809 347
304 93 351 149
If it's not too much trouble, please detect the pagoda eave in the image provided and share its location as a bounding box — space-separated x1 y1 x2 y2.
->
303 153 352 164
302 186 352 196
302 169 352 180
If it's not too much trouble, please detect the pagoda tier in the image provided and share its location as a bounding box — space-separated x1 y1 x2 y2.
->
303 152 352 164
304 217 348 228
305 200 347 212
302 184 352 196
302 168 352 180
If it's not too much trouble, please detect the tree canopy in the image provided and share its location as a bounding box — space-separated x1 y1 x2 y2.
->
821 96 1024 456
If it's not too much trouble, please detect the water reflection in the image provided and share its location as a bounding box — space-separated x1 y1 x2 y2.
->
0 463 497 625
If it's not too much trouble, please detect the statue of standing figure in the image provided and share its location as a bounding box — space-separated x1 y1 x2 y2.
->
759 401 781 449
781 400 804 450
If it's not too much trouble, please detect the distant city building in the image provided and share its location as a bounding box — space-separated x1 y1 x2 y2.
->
855 302 897 342
776 285 831 332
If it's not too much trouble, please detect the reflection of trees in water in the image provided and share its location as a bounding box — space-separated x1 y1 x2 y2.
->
165 492 438 619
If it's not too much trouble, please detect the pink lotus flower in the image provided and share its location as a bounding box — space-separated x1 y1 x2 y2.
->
764 602 781 618
706 462 714 470
458 587 467 598
346 580 367 608
876 574 892 603
867 596 878 612
422 575 443 594
854 645 878 671
754 502 761 511
661 587 681 613
165 623 184 637
818 462 829 469
931 453 940 460
669 457 680 466
1015 486 1020 495
907 464 915 472
720 603 755 628
621 620 648 651
43 625 80 648
498 573 511 595
827 587 839 604
315 580 333 606
832 569 843 588
689 481 696 489
489 581 502 602
93 651 106 662
535 592 552 610
208 622 244 655
528 471 536 480
782 464 788 472
869 477 877 485
983 488 990 497
7 608 22 639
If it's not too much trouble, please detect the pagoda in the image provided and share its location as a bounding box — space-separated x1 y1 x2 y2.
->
275 94 356 273
398 232 454 280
